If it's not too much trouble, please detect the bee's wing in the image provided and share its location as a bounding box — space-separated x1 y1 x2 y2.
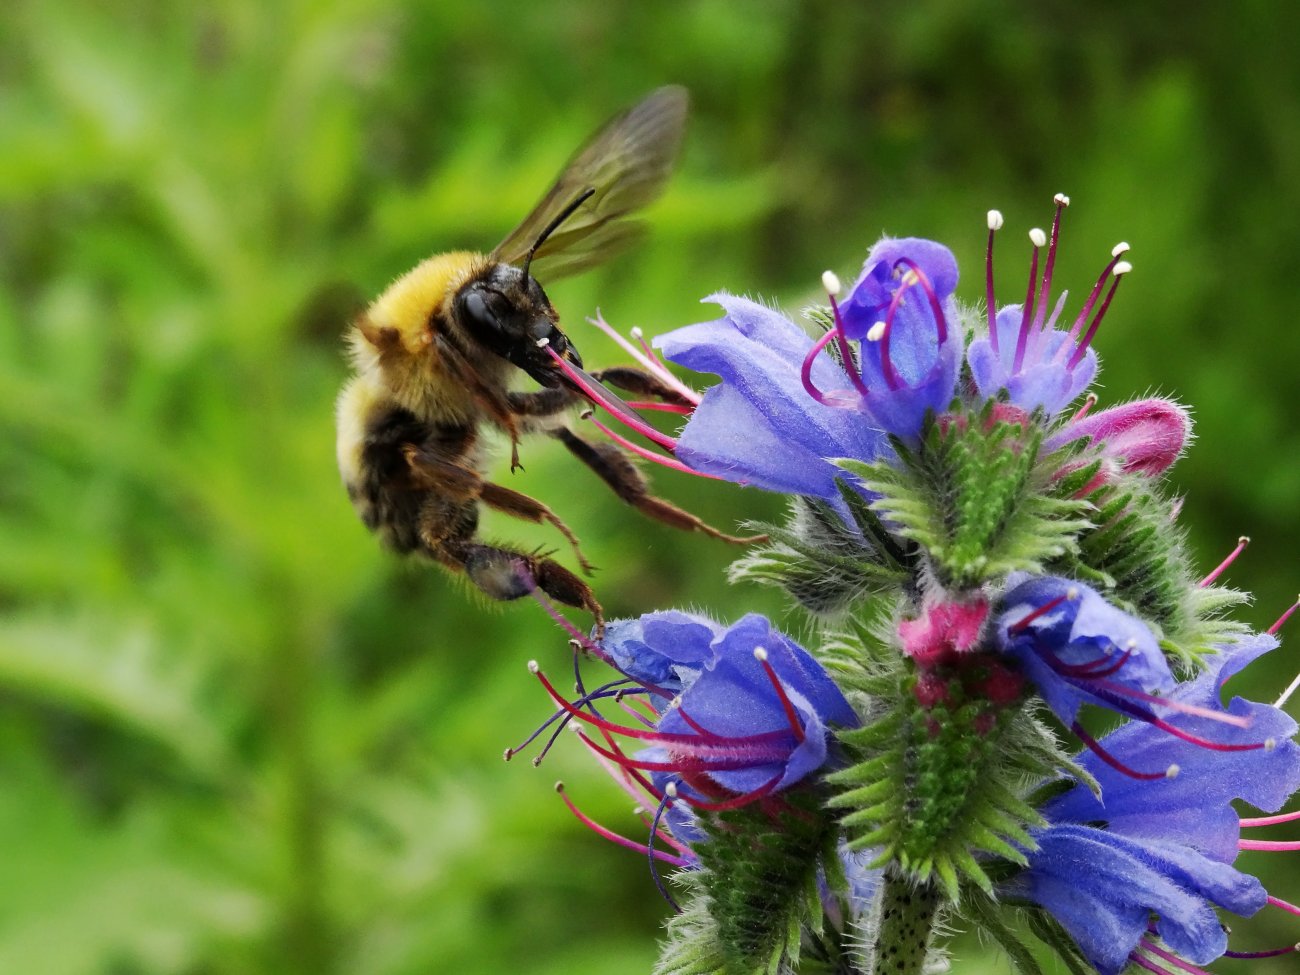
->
490 86 688 281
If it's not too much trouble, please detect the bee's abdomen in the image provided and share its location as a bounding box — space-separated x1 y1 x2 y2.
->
349 404 477 555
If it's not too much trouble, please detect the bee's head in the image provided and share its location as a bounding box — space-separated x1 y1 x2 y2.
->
454 264 583 386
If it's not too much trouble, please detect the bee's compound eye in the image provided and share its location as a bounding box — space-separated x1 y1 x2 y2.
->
460 289 497 331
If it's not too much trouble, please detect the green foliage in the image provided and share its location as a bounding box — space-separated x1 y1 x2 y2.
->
1047 472 1248 667
3 0 1300 972
840 405 1093 591
680 788 839 973
729 484 910 618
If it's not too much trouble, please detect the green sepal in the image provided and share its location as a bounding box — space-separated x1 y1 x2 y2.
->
838 402 1093 590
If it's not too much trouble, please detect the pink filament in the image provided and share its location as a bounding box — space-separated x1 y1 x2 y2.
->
1269 597 1300 636
985 223 999 354
1067 272 1124 369
1137 939 1211 975
800 327 842 405
1032 200 1067 334
1200 536 1250 588
1013 239 1042 374
544 345 678 450
1239 838 1300 852
1269 894 1300 918
588 314 700 405
556 784 688 866
1241 809 1300 828
756 654 806 743
1009 592 1074 632
1072 721 1169 781
582 411 720 479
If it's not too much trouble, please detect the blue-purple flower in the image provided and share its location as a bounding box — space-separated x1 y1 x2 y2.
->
532 610 858 818
994 574 1174 728
655 293 887 500
840 236 964 437
966 201 1128 417
1006 634 1300 975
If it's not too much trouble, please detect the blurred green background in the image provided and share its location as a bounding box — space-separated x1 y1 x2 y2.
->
3 1 1299 973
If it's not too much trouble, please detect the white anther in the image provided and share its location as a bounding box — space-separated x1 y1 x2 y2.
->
1111 241 1131 257
1166 764 1181 779
1113 261 1133 276
1265 737 1278 752
1029 228 1048 248
665 781 679 798
867 321 887 341
632 805 645 816
987 209 1004 231
1125 639 1138 651
527 659 540 673
1239 535 1252 547
753 646 769 662
630 326 644 340
535 337 550 348
1053 192 1071 207
822 270 842 297
1066 587 1080 600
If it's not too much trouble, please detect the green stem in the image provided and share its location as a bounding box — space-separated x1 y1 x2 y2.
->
871 871 939 975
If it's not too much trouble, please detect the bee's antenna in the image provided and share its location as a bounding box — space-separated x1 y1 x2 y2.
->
521 187 596 281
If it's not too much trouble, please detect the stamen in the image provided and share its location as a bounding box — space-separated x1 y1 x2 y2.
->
986 209 1003 353
574 725 790 774
1275 667 1300 709
891 257 950 343
543 344 678 451
1072 392 1098 421
1241 809 1300 827
1268 594 1300 636
647 789 683 909
1239 838 1300 851
673 771 782 811
1268 894 1300 918
536 665 792 755
1128 955 1173 975
1090 678 1252 728
1009 589 1077 632
580 410 720 479
825 276 871 397
1013 229 1046 374
872 262 939 391
588 313 700 405
1049 645 1135 679
1067 261 1131 369
527 585 612 663
1137 939 1212 975
555 782 689 866
800 327 843 405
1224 944 1300 959
1031 194 1070 334
1064 243 1131 344
625 400 693 414
1200 536 1250 587
1072 721 1173 780
754 646 806 743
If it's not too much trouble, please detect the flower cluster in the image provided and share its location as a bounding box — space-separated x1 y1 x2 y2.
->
514 198 1300 975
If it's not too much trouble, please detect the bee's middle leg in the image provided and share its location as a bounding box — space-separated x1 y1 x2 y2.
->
404 443 594 574
550 427 765 545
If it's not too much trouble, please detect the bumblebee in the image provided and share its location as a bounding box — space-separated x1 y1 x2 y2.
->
337 87 741 630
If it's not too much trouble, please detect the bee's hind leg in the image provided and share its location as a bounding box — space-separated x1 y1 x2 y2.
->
477 481 596 575
458 542 605 638
551 426 765 545
404 444 594 574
